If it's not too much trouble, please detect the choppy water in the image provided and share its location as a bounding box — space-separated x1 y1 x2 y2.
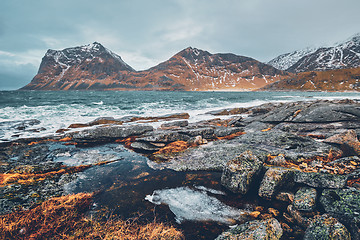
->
1 90 360 142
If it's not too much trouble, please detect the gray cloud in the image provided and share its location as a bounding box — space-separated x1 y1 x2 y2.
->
1 0 360 89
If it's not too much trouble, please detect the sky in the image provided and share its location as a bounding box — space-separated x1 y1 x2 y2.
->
0 0 360 90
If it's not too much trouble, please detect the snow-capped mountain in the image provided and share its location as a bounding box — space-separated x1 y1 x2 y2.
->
22 42 135 90
269 33 360 73
267 47 317 71
22 44 288 91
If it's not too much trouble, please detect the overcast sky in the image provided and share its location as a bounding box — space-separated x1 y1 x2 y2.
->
0 0 359 90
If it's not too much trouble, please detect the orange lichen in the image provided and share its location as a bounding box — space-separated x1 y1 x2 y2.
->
0 161 116 187
217 131 246 140
115 136 137 148
292 109 302 118
261 128 272 132
153 141 189 155
0 193 183 240
59 136 72 142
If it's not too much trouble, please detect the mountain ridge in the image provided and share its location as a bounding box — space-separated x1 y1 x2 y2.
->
21 43 288 91
268 33 360 73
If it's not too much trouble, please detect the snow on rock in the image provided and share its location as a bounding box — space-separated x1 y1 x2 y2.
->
145 186 247 224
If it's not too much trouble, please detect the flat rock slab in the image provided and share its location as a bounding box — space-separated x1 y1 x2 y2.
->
70 125 154 140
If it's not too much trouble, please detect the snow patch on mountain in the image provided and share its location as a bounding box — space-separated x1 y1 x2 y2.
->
267 47 317 70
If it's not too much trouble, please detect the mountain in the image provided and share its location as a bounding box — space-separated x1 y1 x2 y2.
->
268 33 360 73
21 44 288 91
261 67 360 91
129 47 288 91
21 42 135 90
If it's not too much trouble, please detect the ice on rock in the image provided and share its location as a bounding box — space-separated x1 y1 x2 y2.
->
145 186 246 224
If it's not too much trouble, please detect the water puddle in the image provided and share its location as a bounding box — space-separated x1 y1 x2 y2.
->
52 143 257 239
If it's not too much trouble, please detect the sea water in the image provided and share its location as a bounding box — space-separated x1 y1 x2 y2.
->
1 90 360 142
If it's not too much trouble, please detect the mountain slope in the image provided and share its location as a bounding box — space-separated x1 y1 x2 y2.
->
21 44 289 91
261 67 360 91
268 33 360 73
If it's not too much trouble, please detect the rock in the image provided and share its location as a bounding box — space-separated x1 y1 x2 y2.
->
221 151 263 194
273 121 360 139
304 214 351 240
160 120 188 128
206 108 247 116
70 125 154 140
179 127 215 139
321 188 360 222
68 123 89 128
228 116 245 127
214 127 243 138
275 192 294 203
293 187 317 212
189 135 207 146
324 130 360 156
244 121 274 133
215 218 283 240
267 154 287 166
258 167 295 200
130 141 160 152
262 101 360 124
294 171 348 189
287 204 310 228
87 117 123 126
137 130 190 143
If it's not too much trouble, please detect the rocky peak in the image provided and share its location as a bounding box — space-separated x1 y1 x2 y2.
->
42 42 134 73
174 47 212 63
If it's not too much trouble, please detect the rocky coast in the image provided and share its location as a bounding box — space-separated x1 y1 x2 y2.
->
1 99 360 239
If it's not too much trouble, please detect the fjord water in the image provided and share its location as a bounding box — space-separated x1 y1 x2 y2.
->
1 90 360 142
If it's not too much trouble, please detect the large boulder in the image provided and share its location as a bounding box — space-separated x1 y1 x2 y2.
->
221 151 263 194
258 167 295 200
321 188 360 239
324 130 360 156
304 214 351 240
215 218 283 240
293 187 317 212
